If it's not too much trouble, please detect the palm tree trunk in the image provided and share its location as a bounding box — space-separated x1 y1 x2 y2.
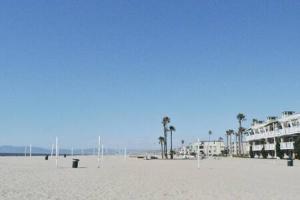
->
165 134 168 159
234 133 238 155
239 134 241 156
229 134 232 155
170 131 173 159
238 121 242 156
164 126 168 159
208 135 211 157
241 133 244 155
161 143 164 159
226 134 229 153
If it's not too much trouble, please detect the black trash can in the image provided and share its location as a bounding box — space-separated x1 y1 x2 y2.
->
287 159 293 166
45 155 48 160
72 159 80 168
64 154 67 158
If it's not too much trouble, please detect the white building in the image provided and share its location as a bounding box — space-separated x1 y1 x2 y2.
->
227 141 249 156
245 111 300 158
187 140 225 156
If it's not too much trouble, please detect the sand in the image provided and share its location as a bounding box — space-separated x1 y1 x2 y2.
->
0 156 299 200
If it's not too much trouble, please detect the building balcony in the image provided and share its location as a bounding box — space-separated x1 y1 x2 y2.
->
252 145 263 151
265 144 275 151
252 143 293 151
245 126 300 141
280 142 294 150
252 144 275 151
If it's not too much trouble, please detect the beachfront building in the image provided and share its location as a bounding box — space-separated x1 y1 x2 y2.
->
228 141 249 156
245 111 300 158
188 140 225 156
178 145 189 155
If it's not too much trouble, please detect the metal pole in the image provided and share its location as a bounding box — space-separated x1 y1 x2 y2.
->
24 146 27 157
55 137 58 168
101 144 104 168
98 136 101 168
124 147 127 160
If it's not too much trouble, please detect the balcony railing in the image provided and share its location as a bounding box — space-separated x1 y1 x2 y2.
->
251 142 294 151
280 142 294 150
265 144 275 151
252 144 275 151
245 126 300 141
253 145 263 151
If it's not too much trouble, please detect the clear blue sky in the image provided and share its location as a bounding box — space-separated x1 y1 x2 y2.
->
1 0 300 149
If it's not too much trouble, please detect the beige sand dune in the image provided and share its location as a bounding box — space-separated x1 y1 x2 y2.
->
0 156 299 200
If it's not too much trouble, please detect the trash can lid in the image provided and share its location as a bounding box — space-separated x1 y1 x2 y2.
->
73 159 80 161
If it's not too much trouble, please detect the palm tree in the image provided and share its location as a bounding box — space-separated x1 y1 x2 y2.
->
181 140 185 155
207 130 212 157
225 131 229 151
235 131 238 155
169 126 176 159
158 136 165 159
239 126 246 155
226 129 234 155
237 113 246 156
162 116 170 159
252 118 258 126
225 130 229 154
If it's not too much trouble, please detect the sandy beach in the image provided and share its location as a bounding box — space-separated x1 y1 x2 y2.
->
1 156 300 200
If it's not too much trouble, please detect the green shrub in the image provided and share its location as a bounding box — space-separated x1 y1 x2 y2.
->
294 137 300 160
276 140 284 159
190 152 196 156
249 146 255 158
261 147 268 159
